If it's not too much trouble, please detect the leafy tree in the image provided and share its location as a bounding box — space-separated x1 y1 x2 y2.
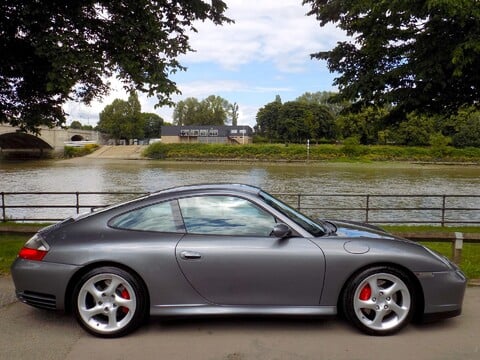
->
451 107 480 148
70 121 83 129
141 113 164 139
296 91 346 116
392 113 435 146
304 0 480 118
337 107 388 145
0 0 231 132
230 102 239 126
200 95 230 125
173 97 201 126
256 97 335 143
173 95 231 125
97 92 143 142
255 96 282 141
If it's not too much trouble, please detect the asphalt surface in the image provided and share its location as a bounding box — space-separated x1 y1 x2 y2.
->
1 275 479 360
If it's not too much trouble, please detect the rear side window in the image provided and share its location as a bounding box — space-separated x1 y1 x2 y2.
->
110 201 182 233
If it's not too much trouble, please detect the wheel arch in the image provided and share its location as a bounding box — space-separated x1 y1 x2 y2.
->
336 262 425 321
64 261 150 313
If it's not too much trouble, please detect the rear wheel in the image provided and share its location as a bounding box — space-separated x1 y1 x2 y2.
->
343 266 415 336
73 267 147 338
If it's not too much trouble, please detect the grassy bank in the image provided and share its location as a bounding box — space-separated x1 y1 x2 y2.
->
143 143 480 162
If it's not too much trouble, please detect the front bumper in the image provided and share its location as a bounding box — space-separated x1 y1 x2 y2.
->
417 269 467 318
11 258 80 311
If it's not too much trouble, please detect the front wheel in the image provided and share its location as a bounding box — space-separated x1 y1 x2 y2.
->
72 267 147 337
343 266 415 336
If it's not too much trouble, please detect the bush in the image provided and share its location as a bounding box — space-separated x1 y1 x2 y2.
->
63 144 99 158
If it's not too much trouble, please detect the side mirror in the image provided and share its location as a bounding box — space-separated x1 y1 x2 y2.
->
271 223 292 238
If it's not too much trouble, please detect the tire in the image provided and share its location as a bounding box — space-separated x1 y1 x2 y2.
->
72 266 147 338
343 266 415 336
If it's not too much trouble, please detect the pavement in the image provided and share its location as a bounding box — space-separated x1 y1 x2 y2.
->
86 145 147 159
1 275 480 360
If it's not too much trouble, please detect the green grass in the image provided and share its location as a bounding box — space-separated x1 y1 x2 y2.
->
142 143 480 162
383 225 480 234
420 242 480 279
0 233 29 275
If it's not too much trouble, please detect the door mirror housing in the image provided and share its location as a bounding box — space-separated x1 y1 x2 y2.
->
271 223 292 238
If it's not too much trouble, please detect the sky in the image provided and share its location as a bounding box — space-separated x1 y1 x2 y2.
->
64 0 346 128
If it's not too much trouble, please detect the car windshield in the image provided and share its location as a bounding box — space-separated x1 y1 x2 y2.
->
259 191 326 236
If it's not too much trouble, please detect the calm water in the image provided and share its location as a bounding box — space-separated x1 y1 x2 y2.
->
1 158 480 222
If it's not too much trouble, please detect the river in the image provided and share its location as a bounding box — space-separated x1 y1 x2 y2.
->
1 158 480 223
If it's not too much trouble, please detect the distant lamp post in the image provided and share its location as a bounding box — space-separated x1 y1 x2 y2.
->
307 139 310 161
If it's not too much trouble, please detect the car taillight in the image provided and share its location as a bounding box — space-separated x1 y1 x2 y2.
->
18 234 50 261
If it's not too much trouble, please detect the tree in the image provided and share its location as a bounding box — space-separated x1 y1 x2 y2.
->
97 92 143 142
230 102 239 126
255 96 282 141
304 0 480 118
141 113 164 139
173 95 232 125
337 107 389 145
173 97 201 126
0 0 231 132
70 121 83 129
296 91 346 116
255 96 336 143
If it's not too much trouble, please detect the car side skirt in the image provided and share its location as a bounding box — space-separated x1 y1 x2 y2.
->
150 305 337 317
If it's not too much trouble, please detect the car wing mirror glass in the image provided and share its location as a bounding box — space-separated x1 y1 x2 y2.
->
271 223 292 238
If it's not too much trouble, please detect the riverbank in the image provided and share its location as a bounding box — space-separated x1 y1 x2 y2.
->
142 143 480 163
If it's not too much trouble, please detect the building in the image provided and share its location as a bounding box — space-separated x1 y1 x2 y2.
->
161 125 253 145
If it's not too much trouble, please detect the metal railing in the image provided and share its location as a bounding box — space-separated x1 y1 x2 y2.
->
1 191 480 226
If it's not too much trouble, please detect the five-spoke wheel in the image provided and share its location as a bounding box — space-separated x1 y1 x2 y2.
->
343 266 415 335
73 267 147 337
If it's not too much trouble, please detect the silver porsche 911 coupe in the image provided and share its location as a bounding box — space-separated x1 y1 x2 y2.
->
11 184 466 337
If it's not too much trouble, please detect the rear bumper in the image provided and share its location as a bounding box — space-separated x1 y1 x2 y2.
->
11 258 80 311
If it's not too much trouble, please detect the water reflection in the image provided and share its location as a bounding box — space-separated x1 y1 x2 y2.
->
1 158 480 222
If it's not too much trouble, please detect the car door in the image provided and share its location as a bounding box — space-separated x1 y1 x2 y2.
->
175 195 325 306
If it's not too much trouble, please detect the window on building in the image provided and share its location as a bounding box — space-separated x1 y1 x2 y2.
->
199 129 208 136
209 129 218 136
231 129 238 134
190 129 199 136
180 130 189 136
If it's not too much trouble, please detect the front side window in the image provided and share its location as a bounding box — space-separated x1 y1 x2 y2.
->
178 196 276 236
110 201 182 233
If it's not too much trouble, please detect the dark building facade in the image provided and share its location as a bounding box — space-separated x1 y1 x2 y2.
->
161 125 253 144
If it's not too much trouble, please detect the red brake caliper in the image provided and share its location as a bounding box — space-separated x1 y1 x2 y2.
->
359 284 371 301
120 288 130 314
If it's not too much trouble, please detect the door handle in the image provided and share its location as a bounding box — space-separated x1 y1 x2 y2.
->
180 251 202 260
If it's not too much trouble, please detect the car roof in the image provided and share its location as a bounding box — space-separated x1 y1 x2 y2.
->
149 183 262 197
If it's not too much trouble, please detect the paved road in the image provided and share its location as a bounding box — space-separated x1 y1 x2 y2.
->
1 276 479 360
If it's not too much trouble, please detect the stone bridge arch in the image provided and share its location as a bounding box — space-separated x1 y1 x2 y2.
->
0 132 53 150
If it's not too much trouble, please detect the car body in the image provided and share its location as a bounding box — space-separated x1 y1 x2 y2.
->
11 184 466 337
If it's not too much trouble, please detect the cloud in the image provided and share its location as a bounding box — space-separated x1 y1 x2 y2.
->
183 0 345 72
64 0 346 126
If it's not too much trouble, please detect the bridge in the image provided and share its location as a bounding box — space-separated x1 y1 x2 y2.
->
0 124 103 153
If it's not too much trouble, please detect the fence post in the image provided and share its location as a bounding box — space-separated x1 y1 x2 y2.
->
365 195 370 223
453 232 463 264
1 192 5 222
75 192 80 214
441 195 446 227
